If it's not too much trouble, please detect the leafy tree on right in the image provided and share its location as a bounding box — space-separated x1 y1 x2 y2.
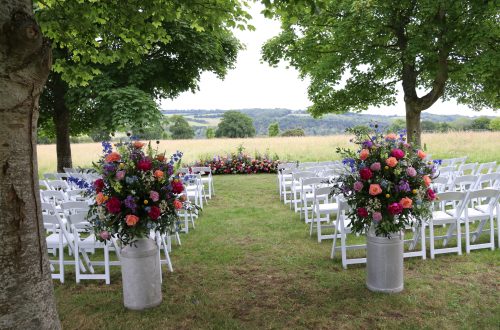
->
262 1 499 146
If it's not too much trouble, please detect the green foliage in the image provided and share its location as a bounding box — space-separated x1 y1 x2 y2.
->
215 111 256 138
489 117 500 131
450 118 473 131
35 0 252 86
205 127 216 139
268 122 280 137
262 1 499 132
169 115 195 140
471 116 492 130
388 119 406 133
281 128 305 137
421 120 437 132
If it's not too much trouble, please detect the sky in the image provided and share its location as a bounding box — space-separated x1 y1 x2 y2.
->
161 3 498 118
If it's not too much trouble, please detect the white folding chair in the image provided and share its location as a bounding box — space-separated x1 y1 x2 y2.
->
291 171 315 212
474 173 500 190
311 186 338 242
44 214 68 283
192 166 215 199
300 177 327 223
428 191 467 259
457 162 478 176
331 200 366 268
448 175 479 192
463 189 500 253
403 217 426 260
475 161 497 175
46 179 70 191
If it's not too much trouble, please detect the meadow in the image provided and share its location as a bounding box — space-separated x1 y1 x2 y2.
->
37 131 500 174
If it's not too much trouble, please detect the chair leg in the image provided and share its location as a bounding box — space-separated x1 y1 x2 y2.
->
429 222 435 259
104 244 110 285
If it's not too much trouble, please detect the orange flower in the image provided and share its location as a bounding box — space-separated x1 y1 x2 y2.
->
105 152 121 163
360 149 370 161
156 154 165 162
133 141 145 149
173 200 183 210
417 150 426 160
385 157 398 168
369 184 383 196
125 214 139 226
96 192 106 205
423 175 432 187
179 194 187 202
154 170 164 179
386 133 397 140
400 197 413 209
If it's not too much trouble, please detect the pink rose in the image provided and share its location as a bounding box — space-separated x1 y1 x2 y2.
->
390 149 405 160
360 149 370 161
406 167 417 177
353 181 363 192
372 212 382 222
370 162 381 171
359 168 373 181
387 202 403 215
125 214 139 226
150 190 159 202
426 188 436 201
115 170 126 181
369 184 383 196
357 207 368 218
99 231 111 240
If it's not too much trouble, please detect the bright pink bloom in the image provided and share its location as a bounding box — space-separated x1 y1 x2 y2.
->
148 206 161 220
115 170 126 181
390 149 405 160
359 168 373 180
353 181 364 192
387 203 403 215
106 197 121 214
372 212 382 222
406 167 417 177
99 231 111 240
94 179 104 193
357 207 369 217
171 179 184 194
137 158 152 171
426 188 436 201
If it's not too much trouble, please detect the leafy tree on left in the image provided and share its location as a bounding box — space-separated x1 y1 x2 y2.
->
37 10 246 172
0 0 251 327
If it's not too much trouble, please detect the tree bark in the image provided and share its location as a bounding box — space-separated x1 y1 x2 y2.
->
52 73 72 173
405 102 422 147
0 3 61 329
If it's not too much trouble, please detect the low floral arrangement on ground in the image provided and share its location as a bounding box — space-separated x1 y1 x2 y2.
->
192 147 280 175
332 126 437 237
85 139 186 245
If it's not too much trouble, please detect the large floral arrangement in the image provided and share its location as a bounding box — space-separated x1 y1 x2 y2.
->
87 139 186 245
332 126 437 237
192 148 280 175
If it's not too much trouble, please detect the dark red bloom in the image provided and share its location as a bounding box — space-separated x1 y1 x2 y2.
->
148 206 161 220
390 149 405 160
359 168 373 180
171 180 184 194
137 158 152 171
357 207 369 217
387 202 403 215
426 188 436 201
94 178 104 193
106 197 122 214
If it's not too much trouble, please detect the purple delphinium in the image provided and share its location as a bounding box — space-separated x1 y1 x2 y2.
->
124 195 137 212
396 180 411 192
103 163 116 175
362 140 373 148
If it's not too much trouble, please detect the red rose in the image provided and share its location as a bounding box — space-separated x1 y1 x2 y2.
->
426 188 436 201
106 197 122 214
137 158 152 171
171 179 184 194
387 202 403 215
148 206 161 220
357 207 369 217
390 148 405 160
359 168 373 180
94 178 104 193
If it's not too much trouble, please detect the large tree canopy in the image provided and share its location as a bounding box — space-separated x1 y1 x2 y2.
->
262 0 499 145
216 111 256 138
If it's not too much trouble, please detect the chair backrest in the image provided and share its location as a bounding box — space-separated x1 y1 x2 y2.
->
43 173 58 180
41 202 58 215
67 212 90 228
475 161 497 175
191 166 212 175
61 201 90 215
46 179 70 191
292 171 316 182
66 189 87 201
439 159 455 167
457 162 478 176
39 180 49 190
474 173 500 190
41 190 67 204
448 175 479 192
432 176 450 192
467 188 500 209
314 186 335 202
434 191 468 217
453 157 467 167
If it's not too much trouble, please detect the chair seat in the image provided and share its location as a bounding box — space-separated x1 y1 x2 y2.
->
431 210 456 223
318 203 338 213
465 207 491 220
46 233 69 248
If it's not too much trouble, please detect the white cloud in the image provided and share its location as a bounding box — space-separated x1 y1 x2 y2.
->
160 3 498 118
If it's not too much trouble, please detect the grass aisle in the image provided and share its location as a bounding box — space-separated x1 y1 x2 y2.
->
55 175 500 329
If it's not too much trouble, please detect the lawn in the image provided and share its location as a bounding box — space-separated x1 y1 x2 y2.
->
54 174 500 329
37 131 500 175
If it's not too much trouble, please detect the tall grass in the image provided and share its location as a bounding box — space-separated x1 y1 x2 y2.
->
37 131 500 174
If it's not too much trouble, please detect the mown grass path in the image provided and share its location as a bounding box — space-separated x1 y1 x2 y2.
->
55 175 500 329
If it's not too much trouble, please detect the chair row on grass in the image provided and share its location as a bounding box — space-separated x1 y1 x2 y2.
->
276 161 500 269
41 168 214 284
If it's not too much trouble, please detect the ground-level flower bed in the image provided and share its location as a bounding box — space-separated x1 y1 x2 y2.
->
191 151 280 175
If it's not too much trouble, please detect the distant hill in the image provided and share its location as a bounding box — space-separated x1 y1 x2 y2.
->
161 109 493 137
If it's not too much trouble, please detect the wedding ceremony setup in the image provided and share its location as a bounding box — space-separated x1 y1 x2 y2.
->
1 0 499 329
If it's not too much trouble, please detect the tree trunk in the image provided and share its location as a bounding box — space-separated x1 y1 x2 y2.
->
53 74 72 173
0 3 61 329
405 102 422 147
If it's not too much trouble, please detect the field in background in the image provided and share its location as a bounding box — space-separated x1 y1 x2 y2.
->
37 131 500 174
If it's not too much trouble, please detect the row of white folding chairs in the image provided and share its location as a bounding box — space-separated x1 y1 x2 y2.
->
436 161 498 183
432 172 500 193
327 188 500 269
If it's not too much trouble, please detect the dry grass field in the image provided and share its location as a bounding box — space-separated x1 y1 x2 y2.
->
37 131 500 174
